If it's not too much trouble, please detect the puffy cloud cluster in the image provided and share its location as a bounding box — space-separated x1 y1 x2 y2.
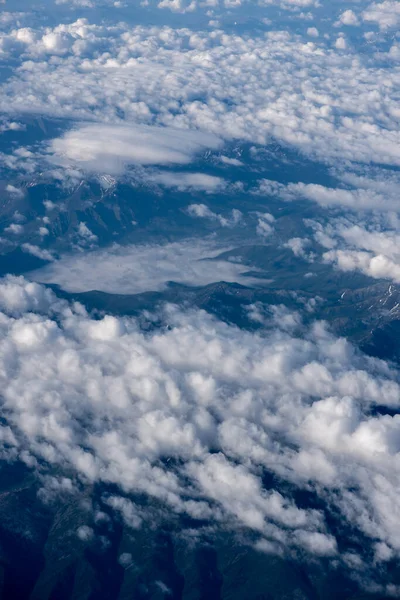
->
284 236 313 260
1 275 400 591
337 9 359 26
322 224 400 284
255 170 400 286
299 212 400 285
0 118 24 133
256 172 400 212
187 203 242 226
362 1 400 30
0 15 398 173
255 212 275 238
117 0 320 13
59 0 97 6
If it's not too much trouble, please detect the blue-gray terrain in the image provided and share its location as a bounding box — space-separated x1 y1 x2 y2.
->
0 0 399 598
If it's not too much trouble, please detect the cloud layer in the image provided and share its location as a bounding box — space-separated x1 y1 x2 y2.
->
30 239 264 294
0 13 399 172
1 276 400 593
50 123 222 174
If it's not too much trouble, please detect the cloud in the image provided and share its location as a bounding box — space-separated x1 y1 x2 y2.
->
255 212 275 238
56 0 95 6
247 302 303 332
220 155 243 167
284 237 313 260
0 275 399 588
306 218 400 285
5 184 24 198
307 27 319 37
0 18 399 171
149 0 319 12
362 1 400 30
152 172 224 191
256 177 400 212
30 238 264 294
187 203 242 226
335 35 347 50
4 223 24 234
77 525 95 541
49 123 222 174
324 248 400 283
258 0 319 7
158 0 196 13
0 276 62 315
77 222 98 244
0 119 25 133
21 243 55 262
337 9 360 26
